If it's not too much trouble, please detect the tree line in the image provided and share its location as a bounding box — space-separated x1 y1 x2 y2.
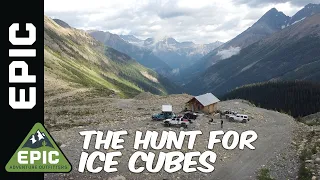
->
222 81 320 117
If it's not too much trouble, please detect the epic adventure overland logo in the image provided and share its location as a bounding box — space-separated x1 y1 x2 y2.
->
5 123 72 172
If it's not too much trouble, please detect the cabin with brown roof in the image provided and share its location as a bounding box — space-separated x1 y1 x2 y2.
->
186 93 220 114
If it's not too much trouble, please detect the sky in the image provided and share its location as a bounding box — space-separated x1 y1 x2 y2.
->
44 0 317 44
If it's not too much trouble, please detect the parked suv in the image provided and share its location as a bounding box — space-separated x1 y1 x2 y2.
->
163 116 190 128
152 112 175 121
183 112 198 120
225 111 238 119
228 114 249 123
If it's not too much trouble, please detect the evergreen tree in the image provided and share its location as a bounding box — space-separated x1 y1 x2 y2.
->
222 81 320 117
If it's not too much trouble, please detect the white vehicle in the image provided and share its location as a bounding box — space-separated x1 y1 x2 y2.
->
225 110 238 119
228 114 249 123
163 116 190 128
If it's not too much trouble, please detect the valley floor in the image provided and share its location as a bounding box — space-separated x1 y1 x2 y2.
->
44 91 312 180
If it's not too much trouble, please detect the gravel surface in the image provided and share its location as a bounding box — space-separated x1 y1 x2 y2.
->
44 93 302 180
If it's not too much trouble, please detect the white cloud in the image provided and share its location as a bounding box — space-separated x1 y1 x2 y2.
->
44 0 308 44
171 68 180 75
217 46 241 59
150 25 162 30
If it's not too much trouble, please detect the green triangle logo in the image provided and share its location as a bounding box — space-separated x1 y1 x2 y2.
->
5 123 72 172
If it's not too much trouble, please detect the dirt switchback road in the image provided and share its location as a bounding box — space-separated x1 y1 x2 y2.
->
44 96 301 180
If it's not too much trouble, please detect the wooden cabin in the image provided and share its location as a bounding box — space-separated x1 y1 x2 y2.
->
186 93 220 114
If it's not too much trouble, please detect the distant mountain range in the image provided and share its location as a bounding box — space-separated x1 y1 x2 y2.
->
89 30 223 79
46 16 181 98
88 31 172 77
186 12 320 96
46 3 320 99
120 35 223 70
179 3 320 85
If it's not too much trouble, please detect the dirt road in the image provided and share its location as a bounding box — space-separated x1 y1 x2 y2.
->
210 109 296 180
44 95 300 180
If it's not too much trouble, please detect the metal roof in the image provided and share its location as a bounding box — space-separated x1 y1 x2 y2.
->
162 105 172 112
193 93 220 106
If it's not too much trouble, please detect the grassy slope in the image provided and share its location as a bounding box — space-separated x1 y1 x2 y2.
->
44 16 177 98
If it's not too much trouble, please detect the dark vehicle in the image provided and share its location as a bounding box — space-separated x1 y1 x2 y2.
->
176 115 193 124
152 112 176 121
183 112 198 120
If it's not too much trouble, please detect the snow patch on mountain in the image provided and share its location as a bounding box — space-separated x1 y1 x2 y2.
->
291 17 306 25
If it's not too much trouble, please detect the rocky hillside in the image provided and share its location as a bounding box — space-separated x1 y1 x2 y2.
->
294 126 320 180
186 14 320 96
89 31 172 76
299 112 320 126
44 16 180 98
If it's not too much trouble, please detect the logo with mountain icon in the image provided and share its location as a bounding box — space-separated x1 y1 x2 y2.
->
23 129 54 149
5 123 72 172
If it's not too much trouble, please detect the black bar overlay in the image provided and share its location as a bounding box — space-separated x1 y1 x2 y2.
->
2 0 44 179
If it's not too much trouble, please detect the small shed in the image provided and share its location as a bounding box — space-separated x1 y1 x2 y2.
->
162 105 172 112
186 93 220 114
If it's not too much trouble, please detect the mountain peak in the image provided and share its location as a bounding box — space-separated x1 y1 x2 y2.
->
261 7 282 17
161 36 177 42
144 37 155 46
53 19 71 28
305 3 319 8
162 35 173 39
268 8 278 13
253 7 290 31
206 41 224 46
154 36 179 46
120 34 143 43
120 34 139 39
288 3 320 25
260 7 287 20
